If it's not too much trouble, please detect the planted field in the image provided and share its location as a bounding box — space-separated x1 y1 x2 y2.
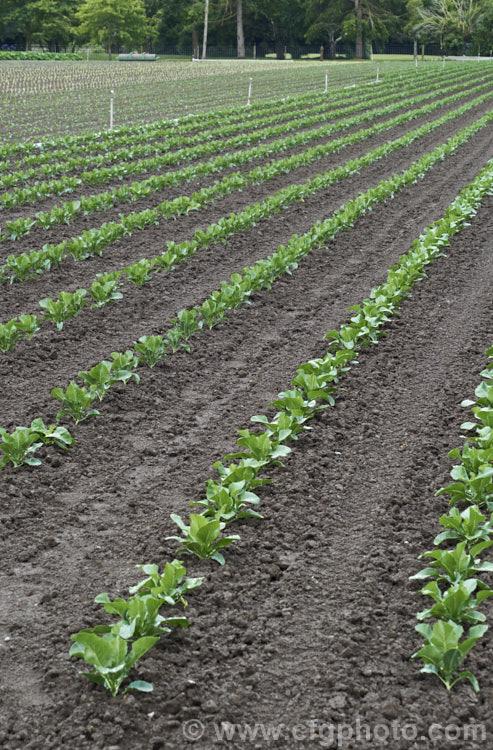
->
1 61 493 749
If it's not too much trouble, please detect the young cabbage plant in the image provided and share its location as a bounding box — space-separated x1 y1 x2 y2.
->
225 429 292 469
196 298 229 329
124 259 154 285
4 250 47 283
251 411 307 443
30 418 74 451
88 279 123 308
15 314 41 340
410 541 493 587
290 370 338 405
5 216 35 240
163 328 190 354
129 559 203 606
39 289 87 330
417 579 493 624
169 309 202 339
269 389 318 424
93 593 189 639
51 381 101 424
412 620 487 693
133 335 167 368
167 513 240 565
0 426 42 468
111 350 139 371
69 631 157 696
192 478 262 522
78 361 139 400
434 505 493 546
0 320 24 351
436 454 493 507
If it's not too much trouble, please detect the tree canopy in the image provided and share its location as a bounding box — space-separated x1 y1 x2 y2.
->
0 0 491 57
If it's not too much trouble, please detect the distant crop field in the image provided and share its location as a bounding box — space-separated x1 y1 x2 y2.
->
0 57 422 141
1 60 493 750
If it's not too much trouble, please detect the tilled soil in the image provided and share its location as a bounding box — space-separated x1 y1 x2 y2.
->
1 88 493 750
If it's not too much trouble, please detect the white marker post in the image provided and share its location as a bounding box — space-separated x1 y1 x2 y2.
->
415 55 418 72
109 89 114 131
376 63 380 83
324 69 328 93
247 77 252 106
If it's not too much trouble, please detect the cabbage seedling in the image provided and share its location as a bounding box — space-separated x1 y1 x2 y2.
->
88 279 123 308
134 335 167 367
412 620 487 692
78 361 139 400
124 259 153 285
167 513 240 565
69 631 157 696
92 593 189 639
417 579 493 624
193 479 263 522
51 381 101 424
129 560 203 605
0 426 42 468
16 314 40 339
0 321 24 351
434 506 493 546
225 429 291 468
410 541 493 586
30 418 74 451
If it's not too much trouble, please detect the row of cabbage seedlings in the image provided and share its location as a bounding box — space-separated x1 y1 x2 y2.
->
0 64 464 165
0 73 472 213
2 100 492 355
411 349 493 693
2 126 493 470
2 76 491 241
1 72 489 213
68 155 493 696
0 68 447 189
2 88 493 304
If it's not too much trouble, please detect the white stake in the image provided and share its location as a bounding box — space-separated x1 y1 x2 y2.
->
415 56 418 72
110 89 114 131
376 63 380 83
324 69 328 93
247 77 252 106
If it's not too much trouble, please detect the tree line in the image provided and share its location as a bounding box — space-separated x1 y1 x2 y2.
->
1 0 492 59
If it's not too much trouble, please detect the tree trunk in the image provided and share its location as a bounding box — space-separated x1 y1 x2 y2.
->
202 0 209 60
25 21 31 51
237 0 245 58
275 39 285 59
354 0 364 58
192 28 199 58
328 31 336 59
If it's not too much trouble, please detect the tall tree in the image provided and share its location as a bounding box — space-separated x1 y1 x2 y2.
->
76 0 148 59
305 0 346 58
0 0 77 50
412 0 484 51
251 0 305 58
237 0 245 57
202 0 209 57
